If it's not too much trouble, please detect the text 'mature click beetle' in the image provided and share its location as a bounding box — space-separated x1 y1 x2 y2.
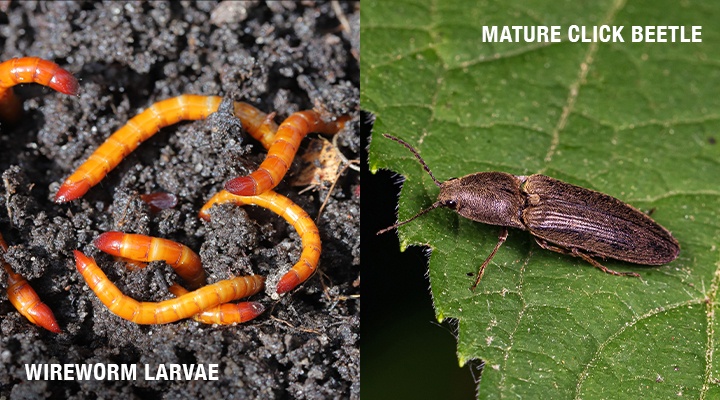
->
377 134 680 290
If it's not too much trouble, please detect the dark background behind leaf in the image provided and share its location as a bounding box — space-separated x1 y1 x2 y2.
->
362 115 477 399
363 0 720 398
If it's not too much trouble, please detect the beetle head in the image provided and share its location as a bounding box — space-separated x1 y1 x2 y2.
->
377 134 525 234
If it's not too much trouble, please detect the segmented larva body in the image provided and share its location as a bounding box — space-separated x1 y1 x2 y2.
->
74 250 264 325
1 234 61 333
94 231 206 289
224 111 349 196
0 57 79 122
199 190 321 294
95 234 264 325
54 95 222 203
0 56 77 331
232 101 279 149
54 95 349 202
168 284 265 325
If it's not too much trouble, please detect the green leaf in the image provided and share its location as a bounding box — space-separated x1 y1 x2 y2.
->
363 0 720 398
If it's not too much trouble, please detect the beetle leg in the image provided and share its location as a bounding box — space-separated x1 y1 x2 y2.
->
533 238 641 278
470 227 508 291
572 250 641 278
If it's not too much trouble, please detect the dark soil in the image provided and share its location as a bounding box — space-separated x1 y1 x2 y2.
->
0 1 359 399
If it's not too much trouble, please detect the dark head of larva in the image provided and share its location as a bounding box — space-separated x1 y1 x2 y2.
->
377 134 525 235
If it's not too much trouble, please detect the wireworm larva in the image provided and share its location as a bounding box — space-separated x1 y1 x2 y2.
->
1 233 61 333
74 250 264 324
0 57 79 122
199 190 321 294
168 284 265 325
94 231 206 289
224 111 349 196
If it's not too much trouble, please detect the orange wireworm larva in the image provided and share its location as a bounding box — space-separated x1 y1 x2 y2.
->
224 110 349 196
54 95 222 203
100 234 265 325
199 190 321 294
54 95 348 202
0 57 79 122
232 101 279 149
94 231 206 289
74 250 264 324
1 233 61 333
168 284 265 325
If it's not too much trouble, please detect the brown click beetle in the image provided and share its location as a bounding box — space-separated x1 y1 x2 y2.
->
377 134 680 290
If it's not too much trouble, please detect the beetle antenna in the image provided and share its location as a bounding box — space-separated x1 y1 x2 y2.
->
377 201 444 235
382 134 442 187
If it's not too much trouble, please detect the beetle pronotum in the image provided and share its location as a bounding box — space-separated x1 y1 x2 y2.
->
0 57 79 122
74 250 264 325
378 134 680 290
199 190 321 294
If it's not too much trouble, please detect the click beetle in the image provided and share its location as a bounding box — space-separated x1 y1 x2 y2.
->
377 134 680 290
